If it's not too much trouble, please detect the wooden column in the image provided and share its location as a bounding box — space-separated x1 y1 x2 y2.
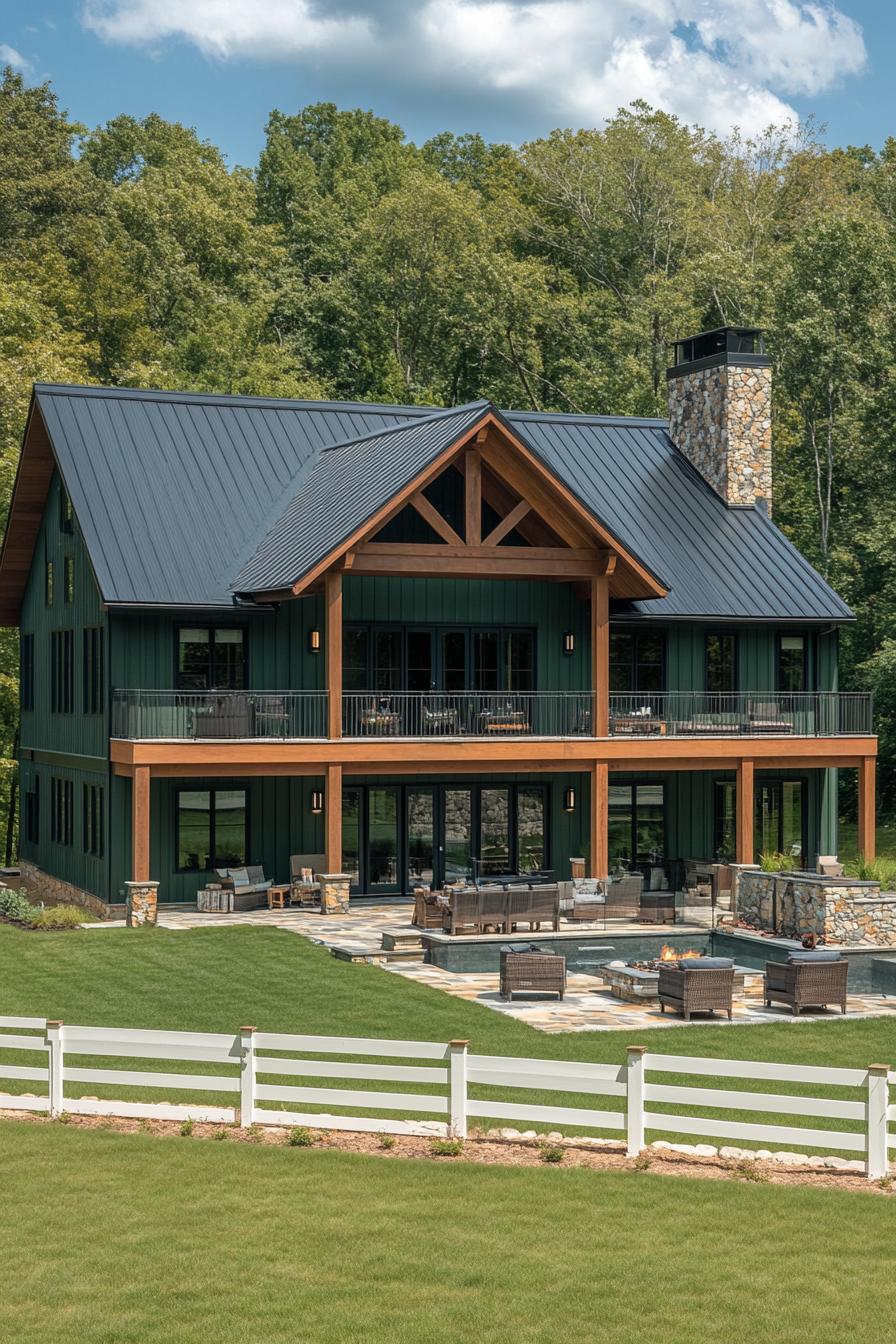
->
591 574 609 737
132 765 150 882
325 570 342 740
464 448 482 545
325 762 343 874
858 756 876 861
735 758 754 865
590 761 608 878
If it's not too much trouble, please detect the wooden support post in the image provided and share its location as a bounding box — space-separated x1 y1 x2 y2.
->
464 448 482 545
132 765 150 882
858 756 876 862
591 574 609 737
736 758 754 865
326 570 342 740
326 762 343 874
590 761 608 878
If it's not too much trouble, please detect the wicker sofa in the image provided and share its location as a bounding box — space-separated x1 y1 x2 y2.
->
764 953 849 1015
658 959 735 1021
213 864 273 910
441 884 560 936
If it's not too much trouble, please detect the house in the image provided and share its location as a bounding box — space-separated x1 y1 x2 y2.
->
0 327 876 914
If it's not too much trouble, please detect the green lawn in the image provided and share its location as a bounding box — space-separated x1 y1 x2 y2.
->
0 924 893 1150
1 1122 893 1344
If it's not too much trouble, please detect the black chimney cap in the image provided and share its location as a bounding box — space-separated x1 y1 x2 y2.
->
668 326 769 379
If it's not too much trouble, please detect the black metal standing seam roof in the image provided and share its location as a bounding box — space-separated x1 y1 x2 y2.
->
235 401 491 593
29 383 853 621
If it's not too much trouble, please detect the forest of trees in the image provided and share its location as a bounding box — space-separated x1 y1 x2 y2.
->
2 67 896 842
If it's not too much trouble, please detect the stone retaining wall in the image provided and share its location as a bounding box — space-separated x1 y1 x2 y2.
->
736 869 896 946
18 860 124 920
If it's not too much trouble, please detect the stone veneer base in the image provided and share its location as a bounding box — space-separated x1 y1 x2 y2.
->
735 869 896 947
18 860 124 920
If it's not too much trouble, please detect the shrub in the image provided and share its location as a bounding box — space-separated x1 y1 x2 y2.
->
846 855 896 886
430 1137 464 1157
244 1123 263 1143
632 1152 652 1171
288 1126 313 1147
27 904 89 931
758 851 789 873
0 888 34 923
378 1134 396 1150
179 1120 194 1137
538 1142 565 1164
214 1126 228 1141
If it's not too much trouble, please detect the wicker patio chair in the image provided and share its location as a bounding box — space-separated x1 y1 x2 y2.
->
508 883 560 932
441 888 479 935
605 873 643 920
412 887 445 929
564 878 607 925
658 962 735 1021
499 948 566 1000
764 956 849 1015
476 884 509 934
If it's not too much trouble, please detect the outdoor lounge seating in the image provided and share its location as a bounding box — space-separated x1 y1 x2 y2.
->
499 946 566 1000
764 952 849 1015
214 864 273 909
192 693 253 738
658 958 735 1020
747 699 795 733
289 853 325 905
412 887 446 929
441 884 560 935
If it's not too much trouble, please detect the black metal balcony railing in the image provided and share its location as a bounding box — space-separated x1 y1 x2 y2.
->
608 692 874 738
110 689 874 741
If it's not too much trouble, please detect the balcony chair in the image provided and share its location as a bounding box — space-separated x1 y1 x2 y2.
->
193 692 253 738
253 693 290 738
764 952 849 1015
747 699 795 734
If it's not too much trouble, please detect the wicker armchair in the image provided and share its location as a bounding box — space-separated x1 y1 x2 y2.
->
658 964 734 1021
477 884 510 934
508 884 560 932
764 958 849 1015
412 888 445 929
605 873 643 920
499 948 566 1000
441 888 480 935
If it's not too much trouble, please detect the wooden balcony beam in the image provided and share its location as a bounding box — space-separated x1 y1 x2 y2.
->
351 542 605 579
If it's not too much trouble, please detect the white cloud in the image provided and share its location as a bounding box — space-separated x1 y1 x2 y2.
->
81 0 868 136
0 43 31 73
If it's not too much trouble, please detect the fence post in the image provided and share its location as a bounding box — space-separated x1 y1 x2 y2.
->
449 1040 469 1139
626 1045 646 1157
239 1026 256 1127
46 1021 64 1118
866 1063 890 1180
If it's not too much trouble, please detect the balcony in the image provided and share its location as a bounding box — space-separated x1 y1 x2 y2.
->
110 689 874 741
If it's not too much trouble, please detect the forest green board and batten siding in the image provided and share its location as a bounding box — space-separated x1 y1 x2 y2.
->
18 473 111 900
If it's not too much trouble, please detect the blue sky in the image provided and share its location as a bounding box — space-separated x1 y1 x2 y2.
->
1 1 890 166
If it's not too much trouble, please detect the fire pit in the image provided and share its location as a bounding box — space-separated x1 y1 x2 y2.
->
597 947 757 1004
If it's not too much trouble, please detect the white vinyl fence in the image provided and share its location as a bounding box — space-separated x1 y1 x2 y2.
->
0 1017 892 1179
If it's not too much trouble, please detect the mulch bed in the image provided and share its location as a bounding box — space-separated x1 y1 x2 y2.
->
2 1107 892 1196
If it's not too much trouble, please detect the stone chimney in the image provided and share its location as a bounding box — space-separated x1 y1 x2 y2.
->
667 327 772 511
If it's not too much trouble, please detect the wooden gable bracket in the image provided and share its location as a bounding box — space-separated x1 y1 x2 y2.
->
407 488 463 546
482 498 532 547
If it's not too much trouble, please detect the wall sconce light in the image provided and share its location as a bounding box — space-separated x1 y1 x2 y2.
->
308 629 321 654
563 632 575 656
310 789 324 814
564 786 576 813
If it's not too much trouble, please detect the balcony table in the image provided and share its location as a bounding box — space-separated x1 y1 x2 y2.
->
610 714 666 736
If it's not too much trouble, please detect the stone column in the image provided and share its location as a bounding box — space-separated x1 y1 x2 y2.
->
125 880 159 927
319 873 351 915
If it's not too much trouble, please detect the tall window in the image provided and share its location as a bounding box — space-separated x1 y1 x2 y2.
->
24 777 39 845
176 628 246 690
608 782 665 868
59 486 73 534
21 634 34 712
83 627 104 714
50 630 74 714
177 787 247 870
706 632 737 694
45 561 54 607
83 783 104 857
63 556 74 604
609 631 665 694
343 625 536 693
713 781 737 861
778 634 807 693
50 777 73 846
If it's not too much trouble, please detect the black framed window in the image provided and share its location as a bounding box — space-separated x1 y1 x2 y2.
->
343 624 535 693
59 485 73 534
45 561 54 607
21 634 34 712
50 630 74 714
608 782 665 868
609 630 665 694
24 777 39 845
63 556 74 604
777 634 807 693
176 627 246 691
713 780 737 861
50 777 73 846
83 783 104 857
706 632 737 694
176 787 248 871
83 627 104 714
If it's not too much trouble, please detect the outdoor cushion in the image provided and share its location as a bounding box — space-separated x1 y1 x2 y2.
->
228 867 250 888
246 865 266 884
787 950 843 963
499 943 542 954
677 956 733 970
